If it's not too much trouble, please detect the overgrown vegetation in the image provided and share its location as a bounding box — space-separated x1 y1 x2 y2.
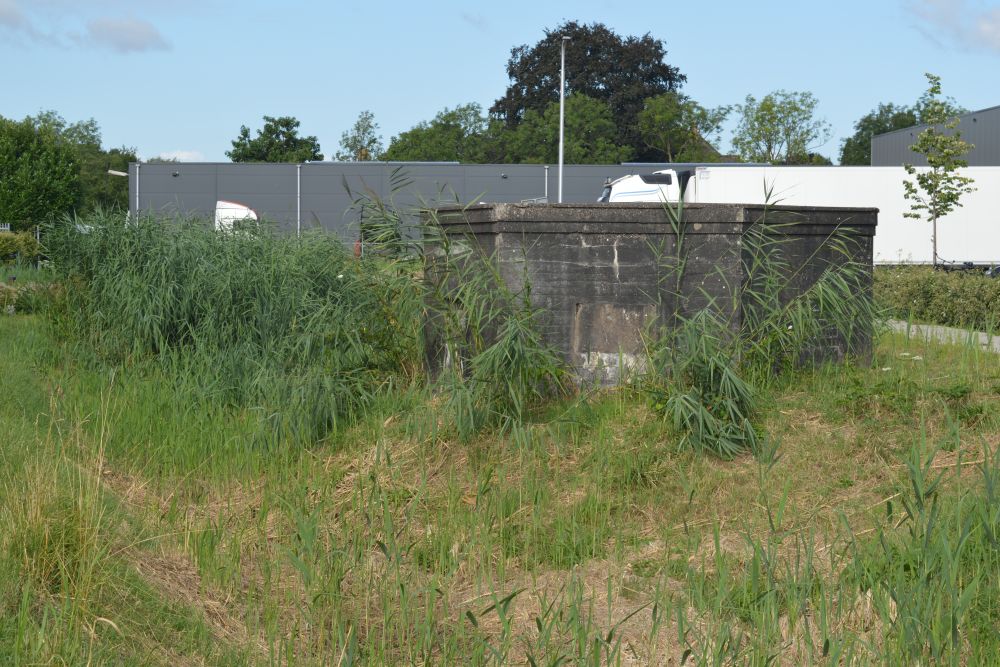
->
45 210 422 445
6 198 999 664
2 234 50 315
876 265 1000 333
4 310 1000 663
643 199 877 457
42 204 569 446
0 230 42 262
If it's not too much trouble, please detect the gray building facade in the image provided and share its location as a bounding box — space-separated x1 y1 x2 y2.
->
129 161 699 239
871 104 1000 166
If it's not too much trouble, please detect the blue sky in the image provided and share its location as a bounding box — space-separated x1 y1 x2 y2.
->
3 0 999 162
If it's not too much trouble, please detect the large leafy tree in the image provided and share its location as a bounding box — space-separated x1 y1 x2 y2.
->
731 90 832 164
839 103 917 165
903 74 975 266
637 93 730 163
0 117 81 230
335 110 384 161
227 115 322 162
27 110 137 211
505 94 632 164
492 21 685 161
382 103 502 163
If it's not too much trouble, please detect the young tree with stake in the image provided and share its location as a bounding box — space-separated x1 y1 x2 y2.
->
903 74 975 267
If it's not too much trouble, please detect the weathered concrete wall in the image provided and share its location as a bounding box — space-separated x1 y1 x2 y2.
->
431 203 877 383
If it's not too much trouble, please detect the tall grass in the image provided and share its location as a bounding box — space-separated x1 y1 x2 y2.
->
644 197 879 458
44 204 567 446
45 210 423 445
419 212 567 439
5 303 1000 663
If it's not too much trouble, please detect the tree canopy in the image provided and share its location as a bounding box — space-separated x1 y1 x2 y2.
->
492 21 685 161
840 85 965 166
227 115 322 163
505 95 632 164
913 86 966 126
731 91 832 164
0 117 81 230
637 93 730 163
27 110 136 212
335 111 384 161
382 104 500 163
839 103 918 165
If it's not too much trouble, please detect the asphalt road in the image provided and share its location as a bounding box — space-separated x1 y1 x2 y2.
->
887 320 1000 354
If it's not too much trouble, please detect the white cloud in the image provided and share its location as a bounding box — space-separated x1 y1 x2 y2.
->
973 7 1000 47
157 150 204 162
1 1 170 52
0 0 25 28
0 0 54 43
908 0 1000 52
86 16 169 52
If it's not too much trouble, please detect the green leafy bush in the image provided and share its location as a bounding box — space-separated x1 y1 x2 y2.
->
875 266 1000 332
0 232 41 262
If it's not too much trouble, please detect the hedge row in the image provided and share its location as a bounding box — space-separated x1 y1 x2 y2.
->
875 266 1000 332
0 232 41 262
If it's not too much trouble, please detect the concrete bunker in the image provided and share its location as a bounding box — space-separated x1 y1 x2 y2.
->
426 202 877 384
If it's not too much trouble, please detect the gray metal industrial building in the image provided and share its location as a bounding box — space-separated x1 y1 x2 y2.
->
871 104 1000 166
129 161 696 239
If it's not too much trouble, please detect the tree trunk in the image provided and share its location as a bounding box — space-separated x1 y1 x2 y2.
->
932 213 938 268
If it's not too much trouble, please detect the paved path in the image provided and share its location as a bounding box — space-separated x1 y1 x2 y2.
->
887 320 1000 354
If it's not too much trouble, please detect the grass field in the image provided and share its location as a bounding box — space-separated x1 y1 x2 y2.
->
3 210 999 665
3 309 1000 665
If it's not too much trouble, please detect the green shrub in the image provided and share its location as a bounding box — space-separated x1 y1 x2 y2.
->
875 266 1000 332
0 231 41 262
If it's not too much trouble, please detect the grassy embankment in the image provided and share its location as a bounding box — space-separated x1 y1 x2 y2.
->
2 212 1000 664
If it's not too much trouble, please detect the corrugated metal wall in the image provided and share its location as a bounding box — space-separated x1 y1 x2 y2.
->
871 105 1000 166
129 162 684 239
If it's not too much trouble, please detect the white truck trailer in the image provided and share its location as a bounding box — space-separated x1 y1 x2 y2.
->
599 166 1000 265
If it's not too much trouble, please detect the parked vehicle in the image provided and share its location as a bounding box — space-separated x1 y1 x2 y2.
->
214 200 258 232
599 166 1000 265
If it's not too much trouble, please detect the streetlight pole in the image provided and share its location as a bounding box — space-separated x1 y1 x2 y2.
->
558 35 570 203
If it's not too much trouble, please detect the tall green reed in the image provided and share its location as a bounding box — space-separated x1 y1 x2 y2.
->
45 210 423 446
644 191 879 458
355 194 569 440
